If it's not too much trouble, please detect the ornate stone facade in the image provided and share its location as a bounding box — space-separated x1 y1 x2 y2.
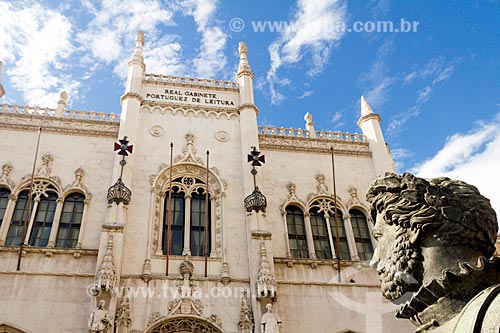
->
0 32 459 333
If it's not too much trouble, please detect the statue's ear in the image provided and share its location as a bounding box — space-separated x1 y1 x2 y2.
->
409 228 420 244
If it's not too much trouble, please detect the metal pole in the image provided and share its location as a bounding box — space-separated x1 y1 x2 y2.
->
204 150 210 278
166 142 173 276
17 127 42 271
331 147 341 282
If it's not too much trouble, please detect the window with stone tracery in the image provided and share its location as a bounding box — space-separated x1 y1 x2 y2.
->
55 193 85 248
309 198 350 260
349 209 373 261
2 182 87 249
0 188 10 226
162 176 211 257
285 205 309 259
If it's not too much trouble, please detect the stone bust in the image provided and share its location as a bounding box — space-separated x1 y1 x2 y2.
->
367 172 500 332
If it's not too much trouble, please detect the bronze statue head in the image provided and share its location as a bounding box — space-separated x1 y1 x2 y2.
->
366 172 498 301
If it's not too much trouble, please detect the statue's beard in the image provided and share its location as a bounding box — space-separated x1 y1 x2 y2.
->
377 229 423 301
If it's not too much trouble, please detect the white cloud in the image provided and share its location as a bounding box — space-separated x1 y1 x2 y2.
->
389 147 413 172
388 56 459 134
412 115 500 216
360 39 395 108
178 0 227 79
297 90 314 99
266 0 347 104
0 1 79 107
330 111 345 128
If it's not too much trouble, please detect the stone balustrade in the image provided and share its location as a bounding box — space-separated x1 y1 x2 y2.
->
144 73 239 89
258 126 366 142
1 104 120 122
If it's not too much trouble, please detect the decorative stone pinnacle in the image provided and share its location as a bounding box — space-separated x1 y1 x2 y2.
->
237 42 252 77
136 31 145 47
360 95 375 116
256 241 277 301
95 234 117 293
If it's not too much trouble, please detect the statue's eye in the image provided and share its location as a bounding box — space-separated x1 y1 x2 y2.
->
372 230 382 240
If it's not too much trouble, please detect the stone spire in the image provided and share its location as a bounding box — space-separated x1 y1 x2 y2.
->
360 95 375 116
95 234 117 293
131 31 145 63
256 241 277 301
238 290 254 333
237 42 253 79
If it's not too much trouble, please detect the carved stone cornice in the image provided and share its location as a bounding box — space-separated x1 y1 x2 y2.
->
120 92 144 104
238 103 259 115
258 135 371 157
0 110 119 138
140 103 240 118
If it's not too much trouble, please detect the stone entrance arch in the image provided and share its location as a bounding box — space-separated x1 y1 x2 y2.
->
144 315 224 333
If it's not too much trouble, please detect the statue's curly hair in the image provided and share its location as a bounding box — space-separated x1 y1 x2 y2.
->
367 172 498 258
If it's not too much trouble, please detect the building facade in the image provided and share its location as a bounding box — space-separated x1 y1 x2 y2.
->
0 32 416 333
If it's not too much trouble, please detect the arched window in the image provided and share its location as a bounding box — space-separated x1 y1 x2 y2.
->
28 192 58 247
310 207 332 260
190 189 210 256
329 210 350 260
286 205 308 259
161 175 213 257
163 186 185 256
6 183 59 247
350 209 374 261
55 193 85 248
5 190 31 246
0 188 10 226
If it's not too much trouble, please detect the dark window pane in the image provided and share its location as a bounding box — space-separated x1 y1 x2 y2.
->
329 210 350 260
286 205 309 259
190 192 210 257
0 188 11 226
350 209 374 261
56 193 85 248
29 192 58 247
310 207 332 260
6 191 32 246
163 190 185 255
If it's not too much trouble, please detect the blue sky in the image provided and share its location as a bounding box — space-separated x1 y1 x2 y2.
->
1 0 499 215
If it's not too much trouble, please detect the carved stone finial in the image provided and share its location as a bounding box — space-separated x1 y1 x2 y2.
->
220 262 231 286
316 174 329 195
95 234 117 294
237 42 253 78
141 259 152 284
367 172 500 332
347 185 361 208
174 133 204 165
36 153 53 177
238 290 254 333
256 241 277 301
0 163 14 189
136 31 145 47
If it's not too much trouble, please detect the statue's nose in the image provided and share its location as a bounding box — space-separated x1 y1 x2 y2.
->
369 246 379 269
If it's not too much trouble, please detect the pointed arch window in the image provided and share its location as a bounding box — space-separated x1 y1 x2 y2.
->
329 210 350 260
55 193 85 248
0 188 10 226
161 176 212 257
5 190 31 246
28 192 58 247
190 189 210 257
310 207 332 260
162 186 185 256
285 205 308 259
350 209 373 261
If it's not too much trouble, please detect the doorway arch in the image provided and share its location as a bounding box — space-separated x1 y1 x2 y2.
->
144 315 224 333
